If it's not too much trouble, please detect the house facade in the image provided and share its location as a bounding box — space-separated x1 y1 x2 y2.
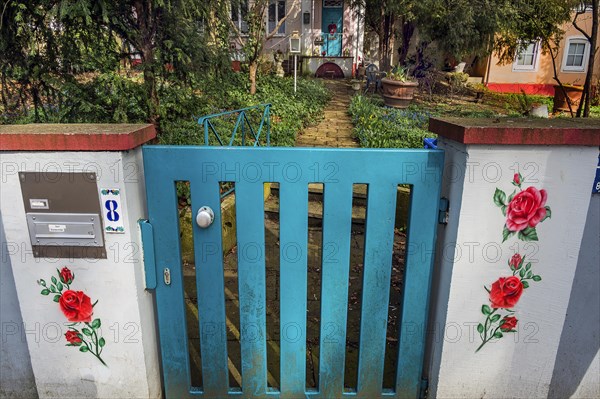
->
233 0 365 78
474 8 599 95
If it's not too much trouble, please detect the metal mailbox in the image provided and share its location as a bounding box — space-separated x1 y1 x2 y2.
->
19 172 106 258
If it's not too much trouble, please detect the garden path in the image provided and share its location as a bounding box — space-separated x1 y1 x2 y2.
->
295 80 359 148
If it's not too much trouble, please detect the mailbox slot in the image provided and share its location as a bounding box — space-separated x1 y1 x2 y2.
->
26 213 103 246
20 171 106 258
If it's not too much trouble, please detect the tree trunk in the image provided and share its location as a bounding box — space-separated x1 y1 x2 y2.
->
378 11 386 69
1 70 8 112
134 0 159 124
143 63 159 123
398 19 415 65
546 40 574 117
249 61 258 95
577 0 598 117
380 13 394 71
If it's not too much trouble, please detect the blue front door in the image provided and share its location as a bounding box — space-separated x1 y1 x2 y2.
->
142 146 444 398
322 5 343 56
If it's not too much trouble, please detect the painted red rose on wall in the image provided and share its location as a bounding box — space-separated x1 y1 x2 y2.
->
493 175 551 242
500 316 518 332
59 290 94 322
477 173 549 352
489 276 524 308
65 330 82 345
506 187 548 232
509 253 523 270
37 267 107 366
60 267 74 285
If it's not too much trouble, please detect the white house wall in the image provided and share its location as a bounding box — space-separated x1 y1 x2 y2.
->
261 1 363 59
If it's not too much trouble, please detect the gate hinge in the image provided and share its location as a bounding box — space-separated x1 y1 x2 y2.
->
438 197 449 225
139 219 157 290
419 378 429 399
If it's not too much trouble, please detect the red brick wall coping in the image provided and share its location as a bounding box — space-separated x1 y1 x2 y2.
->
429 117 600 146
0 124 156 151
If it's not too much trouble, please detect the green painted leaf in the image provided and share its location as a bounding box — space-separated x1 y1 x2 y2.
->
51 276 57 284
519 268 526 278
526 270 533 279
40 289 50 295
501 205 507 216
477 323 484 333
490 314 501 322
502 225 513 243
91 319 101 329
522 281 530 289
57 281 63 291
525 262 532 271
39 279 46 286
53 294 60 303
82 328 92 336
519 227 539 242
493 188 506 207
99 337 105 347
493 331 503 339
79 346 89 353
508 190 516 202
481 305 491 315
532 275 542 282
542 206 552 222
50 285 57 293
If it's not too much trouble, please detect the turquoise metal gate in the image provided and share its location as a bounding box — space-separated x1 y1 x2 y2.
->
141 146 443 398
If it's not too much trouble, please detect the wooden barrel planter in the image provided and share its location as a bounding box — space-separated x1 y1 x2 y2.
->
553 85 583 113
381 78 419 108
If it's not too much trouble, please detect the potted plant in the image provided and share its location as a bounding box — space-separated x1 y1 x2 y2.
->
381 66 419 108
552 84 583 114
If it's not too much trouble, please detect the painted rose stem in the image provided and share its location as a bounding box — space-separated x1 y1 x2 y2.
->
37 267 108 366
476 173 550 352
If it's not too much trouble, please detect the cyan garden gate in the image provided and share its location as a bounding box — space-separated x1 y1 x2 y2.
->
141 146 443 398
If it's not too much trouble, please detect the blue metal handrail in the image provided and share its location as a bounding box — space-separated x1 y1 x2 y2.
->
197 103 271 147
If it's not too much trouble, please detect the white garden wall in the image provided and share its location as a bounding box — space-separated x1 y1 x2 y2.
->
427 118 600 398
0 125 160 399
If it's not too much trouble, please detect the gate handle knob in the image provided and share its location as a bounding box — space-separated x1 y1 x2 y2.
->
196 206 214 228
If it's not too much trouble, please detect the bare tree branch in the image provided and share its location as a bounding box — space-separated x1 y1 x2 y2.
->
572 8 592 41
228 17 245 48
266 0 299 40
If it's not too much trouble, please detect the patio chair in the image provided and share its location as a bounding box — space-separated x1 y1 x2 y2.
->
364 64 386 94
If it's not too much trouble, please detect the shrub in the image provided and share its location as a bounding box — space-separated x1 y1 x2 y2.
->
349 95 433 148
1 70 330 148
156 74 329 147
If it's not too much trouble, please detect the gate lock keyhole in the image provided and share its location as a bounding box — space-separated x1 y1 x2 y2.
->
196 206 215 228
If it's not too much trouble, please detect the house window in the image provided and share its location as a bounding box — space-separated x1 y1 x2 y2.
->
231 0 249 35
268 0 286 36
562 37 589 72
513 41 539 71
575 2 593 12
323 0 343 7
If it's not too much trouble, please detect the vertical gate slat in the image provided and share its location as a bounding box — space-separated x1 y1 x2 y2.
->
357 183 398 397
191 182 230 395
235 181 268 397
142 158 191 398
396 183 442 398
318 182 353 397
279 183 308 396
